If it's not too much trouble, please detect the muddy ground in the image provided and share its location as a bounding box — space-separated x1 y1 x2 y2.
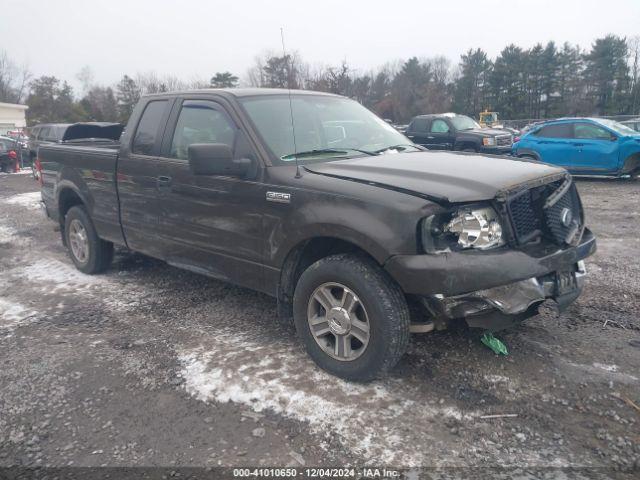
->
0 172 638 478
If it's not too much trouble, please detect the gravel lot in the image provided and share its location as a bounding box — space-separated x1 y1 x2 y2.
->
0 172 639 476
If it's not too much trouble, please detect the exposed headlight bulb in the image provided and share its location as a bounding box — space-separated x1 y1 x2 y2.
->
445 207 504 249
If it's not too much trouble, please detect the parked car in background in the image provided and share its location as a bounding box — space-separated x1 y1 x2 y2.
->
37 88 595 381
28 123 71 164
405 113 513 154
0 136 19 172
6 130 29 149
620 118 640 132
28 123 124 180
512 118 640 178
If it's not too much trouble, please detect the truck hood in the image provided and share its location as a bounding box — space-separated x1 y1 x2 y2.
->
303 151 565 204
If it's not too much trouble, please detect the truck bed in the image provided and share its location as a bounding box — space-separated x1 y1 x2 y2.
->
39 142 123 246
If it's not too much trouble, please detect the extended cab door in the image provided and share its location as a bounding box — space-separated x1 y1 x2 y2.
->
154 97 267 293
570 122 620 173
116 98 174 258
405 118 431 147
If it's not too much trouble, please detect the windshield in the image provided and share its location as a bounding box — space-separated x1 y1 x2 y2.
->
239 94 413 165
596 118 639 136
450 115 480 131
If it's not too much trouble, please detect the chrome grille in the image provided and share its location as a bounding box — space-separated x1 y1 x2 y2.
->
544 182 583 245
496 135 512 147
506 178 583 246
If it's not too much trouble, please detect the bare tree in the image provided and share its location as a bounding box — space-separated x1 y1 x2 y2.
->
76 65 95 95
0 50 31 104
629 36 640 114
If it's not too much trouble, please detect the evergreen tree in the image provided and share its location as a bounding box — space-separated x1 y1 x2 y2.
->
453 49 491 116
210 71 239 88
584 35 630 115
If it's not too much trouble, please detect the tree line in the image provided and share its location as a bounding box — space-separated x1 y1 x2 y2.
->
1 34 638 126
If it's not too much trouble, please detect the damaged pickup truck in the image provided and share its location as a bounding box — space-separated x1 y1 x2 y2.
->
38 89 596 381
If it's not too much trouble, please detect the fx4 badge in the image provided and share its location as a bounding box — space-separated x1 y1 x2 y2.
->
266 191 291 204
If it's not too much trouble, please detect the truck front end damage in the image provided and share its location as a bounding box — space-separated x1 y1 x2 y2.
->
422 259 587 331
385 174 597 332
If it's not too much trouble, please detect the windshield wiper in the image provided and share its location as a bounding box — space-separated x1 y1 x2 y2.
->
373 144 422 154
281 148 377 160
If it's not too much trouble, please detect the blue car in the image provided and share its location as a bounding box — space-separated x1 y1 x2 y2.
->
512 118 640 178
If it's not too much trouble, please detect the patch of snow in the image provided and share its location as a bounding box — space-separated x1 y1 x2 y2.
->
0 225 18 243
179 333 469 466
9 257 149 310
17 258 103 291
0 298 37 330
593 362 618 373
3 191 41 209
484 374 510 384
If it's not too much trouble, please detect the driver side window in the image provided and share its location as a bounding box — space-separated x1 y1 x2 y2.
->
574 123 612 140
170 101 236 160
431 119 450 133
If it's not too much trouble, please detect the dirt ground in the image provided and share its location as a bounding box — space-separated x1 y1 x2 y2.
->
0 171 638 478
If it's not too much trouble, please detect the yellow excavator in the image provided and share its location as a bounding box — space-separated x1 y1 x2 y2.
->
479 110 501 128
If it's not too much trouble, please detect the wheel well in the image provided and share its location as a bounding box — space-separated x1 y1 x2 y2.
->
456 141 477 151
277 237 375 320
58 188 85 241
622 152 640 175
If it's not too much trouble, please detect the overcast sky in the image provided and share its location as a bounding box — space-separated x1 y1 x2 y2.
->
3 0 640 91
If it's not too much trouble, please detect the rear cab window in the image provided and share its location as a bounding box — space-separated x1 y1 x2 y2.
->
430 119 450 133
132 100 170 155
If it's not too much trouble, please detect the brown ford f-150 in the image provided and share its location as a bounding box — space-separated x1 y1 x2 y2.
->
38 88 596 381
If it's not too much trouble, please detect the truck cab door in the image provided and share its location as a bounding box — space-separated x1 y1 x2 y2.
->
571 122 620 173
428 119 455 150
154 98 267 293
117 98 174 259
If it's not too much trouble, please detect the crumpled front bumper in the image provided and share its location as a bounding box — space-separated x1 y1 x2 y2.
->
385 228 596 331
419 260 586 330
384 228 596 297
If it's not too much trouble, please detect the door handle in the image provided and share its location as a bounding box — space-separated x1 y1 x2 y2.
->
571 143 585 147
157 175 172 189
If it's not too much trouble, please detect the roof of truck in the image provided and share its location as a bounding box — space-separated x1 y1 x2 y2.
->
143 88 340 98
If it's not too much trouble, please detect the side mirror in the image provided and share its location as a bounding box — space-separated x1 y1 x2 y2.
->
610 135 618 142
187 143 251 177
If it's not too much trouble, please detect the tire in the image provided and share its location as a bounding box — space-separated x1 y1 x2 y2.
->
64 206 113 274
293 253 410 382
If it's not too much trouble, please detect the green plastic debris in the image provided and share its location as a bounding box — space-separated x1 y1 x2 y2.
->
481 332 508 355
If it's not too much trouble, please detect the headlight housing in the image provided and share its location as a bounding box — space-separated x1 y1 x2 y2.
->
421 206 505 253
482 137 496 146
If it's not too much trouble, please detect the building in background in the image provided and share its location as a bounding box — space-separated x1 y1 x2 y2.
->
0 102 28 135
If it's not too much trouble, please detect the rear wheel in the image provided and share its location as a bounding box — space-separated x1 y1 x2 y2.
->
64 206 113 274
293 254 410 382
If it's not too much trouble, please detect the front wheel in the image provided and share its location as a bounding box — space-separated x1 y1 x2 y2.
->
64 206 113 274
293 254 410 382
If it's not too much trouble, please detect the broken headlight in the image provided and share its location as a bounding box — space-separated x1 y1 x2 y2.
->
421 206 505 253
